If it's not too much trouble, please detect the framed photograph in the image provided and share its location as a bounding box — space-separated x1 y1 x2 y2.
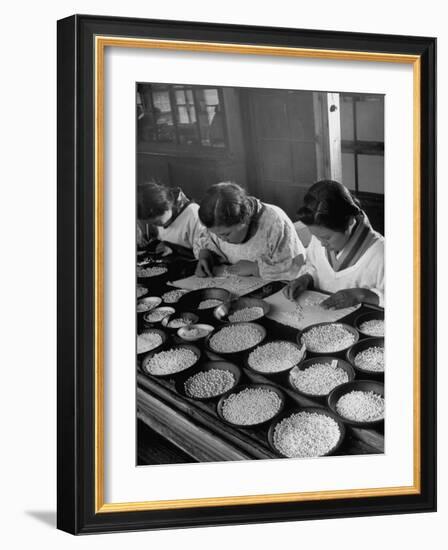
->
57 14 436 534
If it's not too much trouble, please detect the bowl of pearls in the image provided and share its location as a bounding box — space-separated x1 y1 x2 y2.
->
327 380 385 428
346 337 384 380
297 322 359 356
174 360 242 402
268 407 346 458
213 297 269 324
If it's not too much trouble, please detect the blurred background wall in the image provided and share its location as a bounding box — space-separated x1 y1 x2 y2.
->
137 84 384 234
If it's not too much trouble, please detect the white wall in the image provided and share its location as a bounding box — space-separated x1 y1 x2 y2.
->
0 0 444 547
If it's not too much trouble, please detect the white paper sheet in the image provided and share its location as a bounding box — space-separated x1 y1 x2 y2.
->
169 274 268 296
265 290 360 329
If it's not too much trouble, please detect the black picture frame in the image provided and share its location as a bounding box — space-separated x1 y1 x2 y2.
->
57 14 436 534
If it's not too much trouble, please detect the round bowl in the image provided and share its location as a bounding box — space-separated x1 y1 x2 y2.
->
136 296 162 315
267 406 346 458
354 311 385 338
161 288 191 305
143 306 175 327
297 322 359 356
141 343 201 379
327 380 385 428
174 360 242 401
136 262 170 286
346 337 384 380
216 383 285 428
161 311 199 333
245 339 306 379
205 322 267 356
177 323 215 342
213 297 270 324
136 284 149 299
177 287 232 313
136 328 167 356
288 356 355 401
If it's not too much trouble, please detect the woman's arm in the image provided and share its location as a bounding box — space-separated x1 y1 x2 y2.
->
322 241 384 309
257 210 306 281
321 287 379 309
192 226 227 262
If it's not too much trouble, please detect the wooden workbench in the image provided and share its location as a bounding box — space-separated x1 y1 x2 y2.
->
137 259 384 464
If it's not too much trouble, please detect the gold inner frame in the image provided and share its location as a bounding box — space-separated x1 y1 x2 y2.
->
94 36 421 513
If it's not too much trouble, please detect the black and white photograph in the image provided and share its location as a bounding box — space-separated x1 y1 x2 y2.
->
53 10 436 536
135 82 385 465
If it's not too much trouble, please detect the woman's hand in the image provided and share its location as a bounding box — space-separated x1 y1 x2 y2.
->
321 288 378 309
212 264 229 277
155 242 172 257
195 250 214 278
283 274 313 301
226 260 259 277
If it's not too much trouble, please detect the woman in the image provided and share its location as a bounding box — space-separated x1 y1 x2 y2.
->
137 181 202 252
284 180 384 308
194 182 305 280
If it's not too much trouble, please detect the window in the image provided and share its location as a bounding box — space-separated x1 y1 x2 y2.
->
137 84 227 149
340 94 384 194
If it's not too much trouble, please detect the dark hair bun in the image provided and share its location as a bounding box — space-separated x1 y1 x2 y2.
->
199 182 252 228
297 180 361 232
137 181 174 220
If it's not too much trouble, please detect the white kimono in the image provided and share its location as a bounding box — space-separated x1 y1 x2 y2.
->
304 234 385 307
157 203 202 249
138 203 202 250
194 203 305 281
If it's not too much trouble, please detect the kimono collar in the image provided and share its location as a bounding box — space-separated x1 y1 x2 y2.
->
161 188 191 229
241 197 266 243
326 211 380 272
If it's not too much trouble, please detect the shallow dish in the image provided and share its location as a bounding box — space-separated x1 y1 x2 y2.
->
327 380 385 428
136 262 170 286
245 339 306 377
346 337 384 379
136 296 162 314
177 287 231 313
174 360 242 401
143 306 175 326
205 322 267 355
268 407 346 458
354 311 385 338
136 285 148 299
136 328 167 356
141 344 201 379
297 322 359 355
161 288 190 304
288 356 355 400
177 324 215 342
214 297 269 323
161 311 199 332
216 383 285 428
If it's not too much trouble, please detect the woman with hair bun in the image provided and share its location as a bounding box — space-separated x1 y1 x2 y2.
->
137 181 202 252
283 180 384 309
194 182 305 280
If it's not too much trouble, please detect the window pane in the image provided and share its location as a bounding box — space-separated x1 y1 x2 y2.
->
357 154 384 194
174 86 199 145
356 97 384 142
195 88 225 147
175 89 186 104
342 152 356 191
137 84 226 148
137 85 176 143
340 96 354 141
